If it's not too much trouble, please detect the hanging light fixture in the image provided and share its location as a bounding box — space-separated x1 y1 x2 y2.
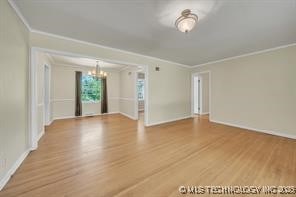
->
175 9 198 33
88 61 107 78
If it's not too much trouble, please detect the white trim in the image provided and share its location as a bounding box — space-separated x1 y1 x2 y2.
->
43 64 51 126
193 43 296 68
0 149 30 191
51 99 75 102
211 119 296 140
134 71 139 120
120 66 132 71
8 0 190 69
199 76 202 114
31 30 191 68
47 119 53 126
52 115 76 121
37 103 44 107
50 62 123 73
46 59 125 71
120 112 137 120
45 53 55 64
52 98 119 103
32 47 148 68
36 130 45 142
52 62 95 69
29 48 38 150
82 101 101 104
83 113 101 117
191 71 211 119
144 65 149 126
8 1 296 70
119 97 135 101
52 112 120 121
147 116 192 127
7 0 32 31
109 97 120 100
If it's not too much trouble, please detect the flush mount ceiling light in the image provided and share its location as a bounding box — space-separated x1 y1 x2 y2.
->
88 61 107 78
175 9 198 33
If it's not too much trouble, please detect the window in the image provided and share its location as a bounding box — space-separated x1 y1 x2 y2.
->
81 75 101 102
137 79 144 100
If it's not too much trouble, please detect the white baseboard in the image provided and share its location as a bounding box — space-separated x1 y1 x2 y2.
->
0 149 30 191
37 129 45 142
211 119 296 140
119 112 137 120
103 111 120 115
52 112 120 122
147 115 192 127
200 112 209 115
45 119 53 126
53 115 75 121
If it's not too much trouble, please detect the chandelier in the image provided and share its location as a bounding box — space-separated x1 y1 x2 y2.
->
88 61 107 78
175 9 198 33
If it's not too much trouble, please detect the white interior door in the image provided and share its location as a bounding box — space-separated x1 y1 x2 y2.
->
194 76 200 114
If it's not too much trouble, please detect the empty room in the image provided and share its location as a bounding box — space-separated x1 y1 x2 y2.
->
0 0 295 196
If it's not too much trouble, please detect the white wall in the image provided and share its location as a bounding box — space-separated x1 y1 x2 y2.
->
0 0 29 189
192 45 296 138
51 64 120 119
148 65 191 124
119 68 137 119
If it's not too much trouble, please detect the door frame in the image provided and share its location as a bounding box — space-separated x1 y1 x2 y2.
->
193 76 201 114
191 70 211 118
43 64 51 126
29 47 149 150
135 72 145 116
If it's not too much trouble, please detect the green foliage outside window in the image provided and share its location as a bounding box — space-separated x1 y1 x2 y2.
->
81 75 101 102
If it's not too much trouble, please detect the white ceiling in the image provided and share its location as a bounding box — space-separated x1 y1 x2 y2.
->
47 53 127 70
14 0 296 66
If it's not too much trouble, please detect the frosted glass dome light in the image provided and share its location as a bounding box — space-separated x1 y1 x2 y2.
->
175 9 198 33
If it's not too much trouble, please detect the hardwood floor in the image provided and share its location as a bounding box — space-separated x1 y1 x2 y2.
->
0 114 295 197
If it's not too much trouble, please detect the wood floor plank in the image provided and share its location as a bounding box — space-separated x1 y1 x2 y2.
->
0 114 295 196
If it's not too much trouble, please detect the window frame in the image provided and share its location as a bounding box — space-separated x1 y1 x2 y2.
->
81 74 101 103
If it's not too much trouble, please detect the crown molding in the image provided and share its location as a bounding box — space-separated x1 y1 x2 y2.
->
120 66 131 71
193 43 296 68
9 0 296 70
45 53 55 65
8 0 191 69
46 53 126 70
49 61 124 72
31 29 192 69
7 0 32 31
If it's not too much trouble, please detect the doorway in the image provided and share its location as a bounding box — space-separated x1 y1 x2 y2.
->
29 47 149 150
192 71 211 117
193 76 201 114
136 72 145 122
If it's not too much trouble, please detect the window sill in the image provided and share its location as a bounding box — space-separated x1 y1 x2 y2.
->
82 101 101 104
